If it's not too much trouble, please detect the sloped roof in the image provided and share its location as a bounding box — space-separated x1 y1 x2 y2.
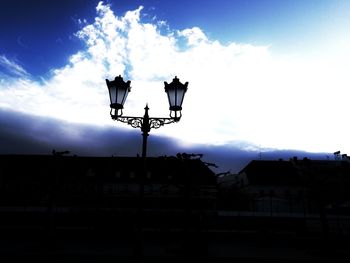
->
239 160 301 186
293 159 350 184
0 154 216 185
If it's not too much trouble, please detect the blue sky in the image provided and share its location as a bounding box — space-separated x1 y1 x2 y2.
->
1 0 350 171
2 0 349 76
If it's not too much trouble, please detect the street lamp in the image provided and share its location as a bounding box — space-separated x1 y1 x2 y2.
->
106 75 188 158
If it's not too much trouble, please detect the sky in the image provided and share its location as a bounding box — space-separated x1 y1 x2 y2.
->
1 0 350 172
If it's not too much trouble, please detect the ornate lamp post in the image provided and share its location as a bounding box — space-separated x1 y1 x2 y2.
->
106 75 188 157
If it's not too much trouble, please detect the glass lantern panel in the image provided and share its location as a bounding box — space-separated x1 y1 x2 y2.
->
108 85 117 104
117 87 128 105
167 88 176 107
175 88 186 107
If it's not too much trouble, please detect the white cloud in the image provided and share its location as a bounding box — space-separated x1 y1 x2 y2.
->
0 2 349 154
178 27 208 46
0 55 30 78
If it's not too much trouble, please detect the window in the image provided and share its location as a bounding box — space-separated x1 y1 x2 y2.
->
145 184 153 194
86 168 95 177
103 184 113 194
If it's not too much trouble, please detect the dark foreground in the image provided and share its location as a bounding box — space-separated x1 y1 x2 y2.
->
0 210 349 262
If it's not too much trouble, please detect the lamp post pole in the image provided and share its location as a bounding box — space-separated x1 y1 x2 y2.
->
141 105 150 158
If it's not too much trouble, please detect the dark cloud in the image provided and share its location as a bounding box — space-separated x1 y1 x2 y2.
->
0 109 329 173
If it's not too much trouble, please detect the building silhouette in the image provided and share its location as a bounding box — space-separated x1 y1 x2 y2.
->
0 154 216 261
0 154 349 262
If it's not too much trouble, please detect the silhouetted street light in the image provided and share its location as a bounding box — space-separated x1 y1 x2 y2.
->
106 75 188 157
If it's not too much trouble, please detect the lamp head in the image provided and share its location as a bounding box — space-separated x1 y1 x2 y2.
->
106 75 131 117
164 76 188 119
